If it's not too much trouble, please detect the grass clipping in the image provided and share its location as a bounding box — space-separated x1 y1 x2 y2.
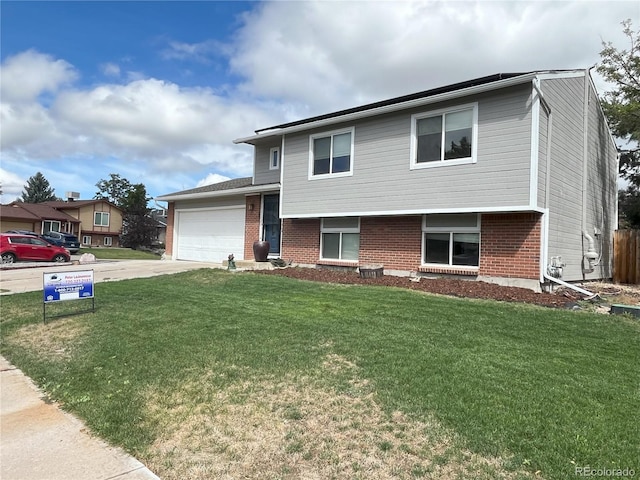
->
144 353 534 480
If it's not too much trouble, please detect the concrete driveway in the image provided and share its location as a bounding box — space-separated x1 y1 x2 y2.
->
0 259 219 295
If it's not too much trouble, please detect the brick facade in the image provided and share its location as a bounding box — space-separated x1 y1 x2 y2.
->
273 213 541 281
281 218 321 264
359 216 422 270
479 213 542 279
244 195 261 260
165 202 175 257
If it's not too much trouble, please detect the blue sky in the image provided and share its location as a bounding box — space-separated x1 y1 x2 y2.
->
1 0 638 205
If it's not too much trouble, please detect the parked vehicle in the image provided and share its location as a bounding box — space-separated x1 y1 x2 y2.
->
0 233 70 264
40 232 81 253
6 230 65 246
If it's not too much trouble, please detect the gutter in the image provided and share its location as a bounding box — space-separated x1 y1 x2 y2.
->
155 183 281 202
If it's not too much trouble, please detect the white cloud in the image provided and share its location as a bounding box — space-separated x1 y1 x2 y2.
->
101 62 121 77
196 173 232 187
229 1 637 114
0 168 25 202
1 52 272 184
0 49 77 103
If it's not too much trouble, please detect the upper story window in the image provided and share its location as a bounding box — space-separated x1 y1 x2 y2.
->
411 103 478 169
309 127 354 178
269 147 280 170
94 212 110 227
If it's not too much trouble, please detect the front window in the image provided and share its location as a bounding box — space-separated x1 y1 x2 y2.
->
82 236 91 245
321 217 359 261
104 236 112 246
310 128 354 178
423 214 480 267
94 212 110 227
411 104 477 169
269 147 280 170
43 220 61 234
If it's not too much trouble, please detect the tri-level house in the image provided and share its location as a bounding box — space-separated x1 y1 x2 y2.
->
157 70 618 291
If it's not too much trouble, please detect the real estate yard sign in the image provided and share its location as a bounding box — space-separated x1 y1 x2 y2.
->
43 270 95 322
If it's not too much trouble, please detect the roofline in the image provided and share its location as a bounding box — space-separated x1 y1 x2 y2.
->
234 71 581 145
155 183 280 202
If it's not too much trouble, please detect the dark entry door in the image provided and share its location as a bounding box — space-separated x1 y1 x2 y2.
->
262 194 280 255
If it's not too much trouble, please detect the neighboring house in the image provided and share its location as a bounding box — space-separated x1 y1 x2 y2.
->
0 203 80 235
157 70 618 291
41 199 124 247
150 208 168 246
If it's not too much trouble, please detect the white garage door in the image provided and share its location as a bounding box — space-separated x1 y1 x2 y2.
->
175 206 245 262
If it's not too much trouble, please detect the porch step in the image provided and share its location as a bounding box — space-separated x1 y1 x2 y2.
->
222 260 276 270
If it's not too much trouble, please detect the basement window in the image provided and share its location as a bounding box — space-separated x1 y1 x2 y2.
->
422 214 480 267
321 217 359 261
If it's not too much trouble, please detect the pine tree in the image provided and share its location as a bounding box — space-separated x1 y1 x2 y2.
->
19 172 58 203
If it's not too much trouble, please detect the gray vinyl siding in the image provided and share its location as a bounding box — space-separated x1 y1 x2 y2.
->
537 111 548 208
542 75 616 281
254 139 281 186
281 84 533 217
585 83 617 279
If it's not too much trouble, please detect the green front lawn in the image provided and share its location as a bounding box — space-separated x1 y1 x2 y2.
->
1 270 638 479
79 246 161 260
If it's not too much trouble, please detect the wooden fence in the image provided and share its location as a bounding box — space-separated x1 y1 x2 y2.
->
613 230 640 284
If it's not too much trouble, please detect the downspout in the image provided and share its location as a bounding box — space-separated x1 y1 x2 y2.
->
582 66 599 275
533 77 596 298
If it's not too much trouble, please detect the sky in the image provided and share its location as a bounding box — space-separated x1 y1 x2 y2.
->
1 0 638 205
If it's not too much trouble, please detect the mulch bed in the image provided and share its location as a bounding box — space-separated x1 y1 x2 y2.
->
253 267 581 309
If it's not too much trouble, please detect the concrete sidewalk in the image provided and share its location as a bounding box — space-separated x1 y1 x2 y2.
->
0 356 160 480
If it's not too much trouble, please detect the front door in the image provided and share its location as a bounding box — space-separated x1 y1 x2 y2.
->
262 194 281 255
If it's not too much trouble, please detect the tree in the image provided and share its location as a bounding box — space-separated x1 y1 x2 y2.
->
19 172 58 203
597 19 640 186
618 186 640 229
94 173 133 208
119 183 158 248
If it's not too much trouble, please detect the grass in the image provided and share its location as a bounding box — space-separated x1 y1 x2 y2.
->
1 269 638 479
78 246 161 260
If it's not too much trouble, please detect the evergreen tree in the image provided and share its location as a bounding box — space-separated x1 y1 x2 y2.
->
19 172 58 203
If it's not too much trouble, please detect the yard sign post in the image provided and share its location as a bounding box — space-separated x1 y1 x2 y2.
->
43 270 95 323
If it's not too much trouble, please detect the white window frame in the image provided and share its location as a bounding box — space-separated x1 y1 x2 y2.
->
43 220 61 234
320 217 360 261
94 212 110 227
410 103 478 170
104 236 113 246
269 147 280 170
308 127 355 179
421 214 480 268
82 235 91 245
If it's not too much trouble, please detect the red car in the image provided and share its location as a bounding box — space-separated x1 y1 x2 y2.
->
0 233 70 264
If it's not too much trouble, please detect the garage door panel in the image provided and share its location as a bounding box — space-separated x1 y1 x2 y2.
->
176 207 245 263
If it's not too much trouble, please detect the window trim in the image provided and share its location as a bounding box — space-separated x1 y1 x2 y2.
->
269 147 280 170
320 217 360 261
43 220 61 234
94 212 110 227
421 214 480 268
308 127 355 180
410 103 478 170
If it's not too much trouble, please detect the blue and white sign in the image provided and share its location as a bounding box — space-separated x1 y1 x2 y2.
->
43 270 94 303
